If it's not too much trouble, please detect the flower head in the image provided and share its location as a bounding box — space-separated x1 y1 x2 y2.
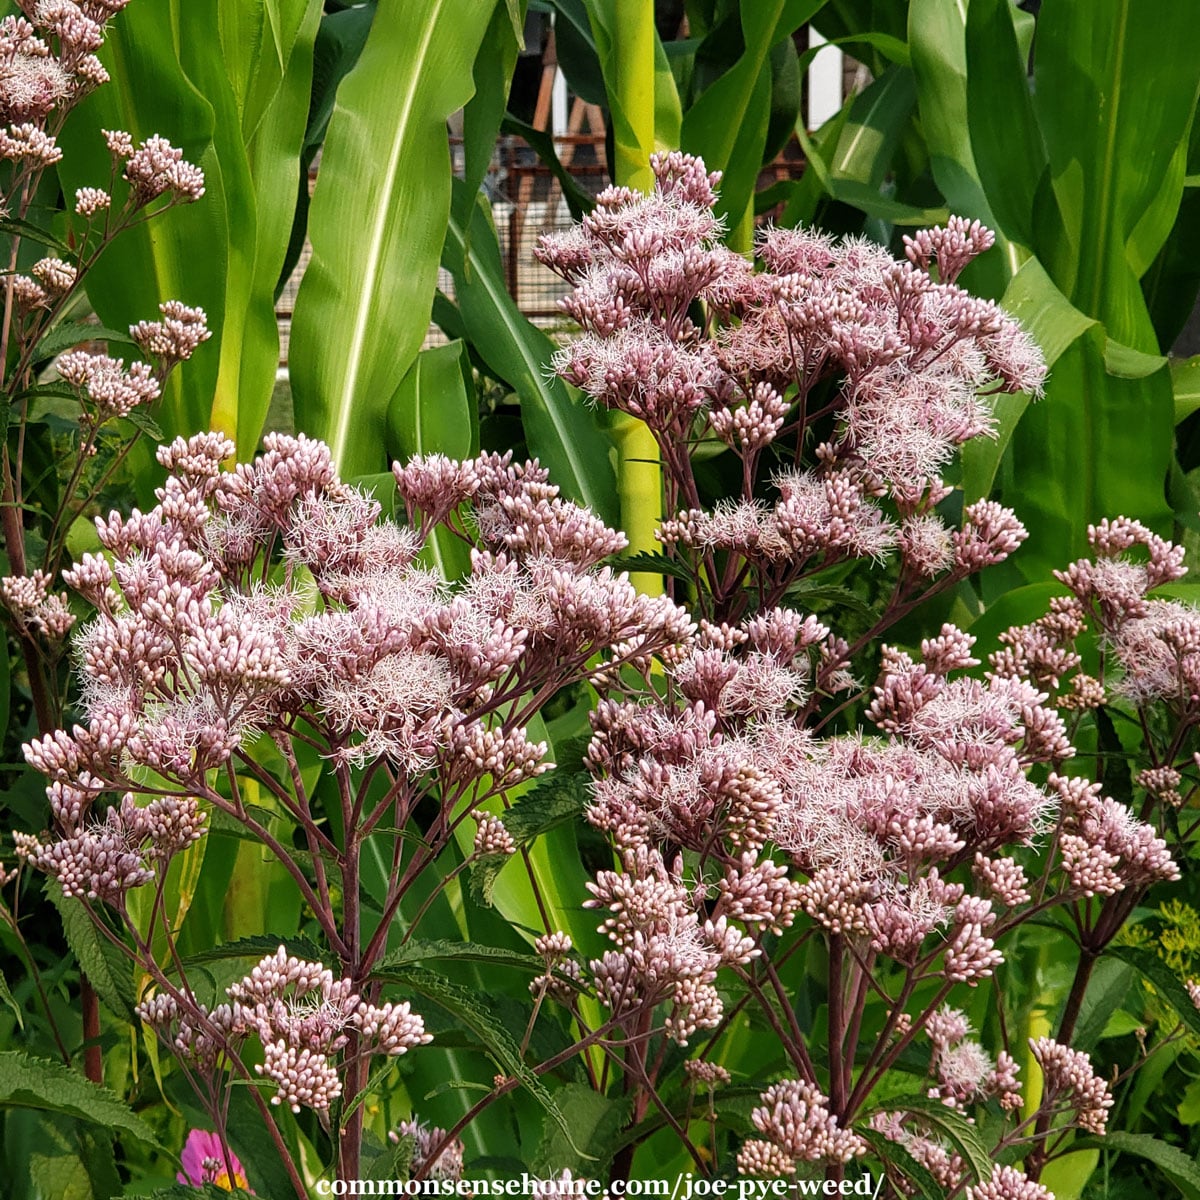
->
177 1129 251 1192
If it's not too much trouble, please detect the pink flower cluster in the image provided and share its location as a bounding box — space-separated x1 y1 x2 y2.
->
0 4 122 130
531 155 1185 1187
537 152 1045 623
18 433 691 835
138 946 430 1114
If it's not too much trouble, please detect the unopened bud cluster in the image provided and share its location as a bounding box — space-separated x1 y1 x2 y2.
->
137 946 430 1114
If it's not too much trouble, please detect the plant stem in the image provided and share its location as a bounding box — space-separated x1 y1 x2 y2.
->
1026 946 1098 1182
607 0 664 597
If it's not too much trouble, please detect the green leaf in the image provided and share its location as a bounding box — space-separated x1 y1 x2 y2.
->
0 633 9 749
387 339 478 580
829 64 917 193
0 969 23 1030
0 1053 160 1147
1104 338 1167 380
443 184 618 525
395 966 580 1153
1173 354 1200 423
605 550 693 582
122 408 164 442
459 1 526 223
467 851 512 908
500 114 597 221
1033 1 1200 348
1075 1131 1200 1199
227 0 324 454
908 0 1015 291
869 1094 992 1184
8 1111 120 1200
0 216 74 255
858 1127 942 1200
305 3 376 154
579 0 681 190
960 257 1095 504
786 32 941 231
290 0 495 476
1143 120 1200 348
182 932 326 966
387 339 478 463
531 1083 629 1175
31 323 137 363
55 0 226 442
1109 945 1200 1040
176 0 301 454
547 0 606 107
45 882 137 1022
1007 326 1173 580
362 1135 413 1183
681 0 823 238
1040 1149 1100 1200
1179 1078 1200 1127
1072 958 1136 1053
373 938 543 976
497 771 593 848
964 0 1050 249
463 769 595 912
138 1188 254 1199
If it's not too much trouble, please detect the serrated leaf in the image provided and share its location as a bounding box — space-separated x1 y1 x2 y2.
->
532 1083 629 1176
870 1094 992 1183
605 551 693 582
782 580 874 618
122 408 164 441
373 938 542 975
15 1111 120 1200
362 1135 413 1183
46 882 136 1022
467 851 511 908
32 322 137 362
0 1053 160 1147
499 772 592 848
1108 945 1200 1039
1076 1131 1200 1198
0 216 73 254
182 932 326 966
858 1127 942 1200
139 1186 255 1199
422 1079 493 1100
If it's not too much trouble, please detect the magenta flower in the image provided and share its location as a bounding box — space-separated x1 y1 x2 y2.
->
177 1129 252 1192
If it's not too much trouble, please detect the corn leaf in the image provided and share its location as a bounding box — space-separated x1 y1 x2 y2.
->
290 0 496 476
680 0 824 235
1032 0 1200 348
55 0 226 440
443 184 619 525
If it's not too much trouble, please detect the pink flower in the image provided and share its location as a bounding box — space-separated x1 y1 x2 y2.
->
177 1129 252 1192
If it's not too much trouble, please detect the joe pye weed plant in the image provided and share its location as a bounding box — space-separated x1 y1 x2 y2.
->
5 51 1200 1192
